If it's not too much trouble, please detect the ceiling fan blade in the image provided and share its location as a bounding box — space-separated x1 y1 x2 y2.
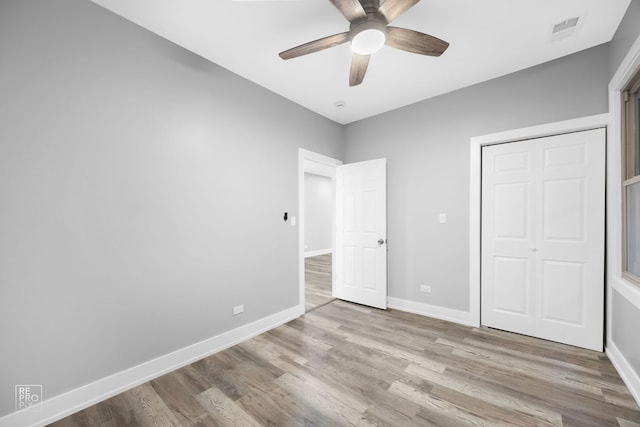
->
329 0 367 23
279 32 350 60
385 26 449 56
349 53 370 86
378 0 420 23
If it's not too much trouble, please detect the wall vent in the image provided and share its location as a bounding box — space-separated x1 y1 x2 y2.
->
552 17 579 34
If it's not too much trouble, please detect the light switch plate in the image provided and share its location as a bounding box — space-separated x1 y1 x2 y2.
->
439 213 447 224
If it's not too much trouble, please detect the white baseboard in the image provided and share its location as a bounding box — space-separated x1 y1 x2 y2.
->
606 339 640 408
304 248 332 258
0 305 304 427
387 297 472 327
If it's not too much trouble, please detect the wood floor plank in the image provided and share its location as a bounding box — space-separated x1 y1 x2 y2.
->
404 363 563 426
305 254 334 312
259 381 335 426
462 334 605 376
429 385 558 427
362 387 420 427
437 337 608 397
248 333 309 365
236 389 305 426
470 326 603 361
149 371 211 425
270 356 371 414
197 387 261 427
275 372 374 426
388 380 489 426
127 383 181 427
618 418 640 427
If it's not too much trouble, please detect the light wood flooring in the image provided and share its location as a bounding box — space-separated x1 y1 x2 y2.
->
51 299 640 426
305 254 334 312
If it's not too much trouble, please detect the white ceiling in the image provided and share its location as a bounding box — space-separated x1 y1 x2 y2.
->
90 0 631 124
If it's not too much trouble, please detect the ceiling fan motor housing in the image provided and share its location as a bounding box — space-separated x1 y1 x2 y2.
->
349 16 388 40
349 17 388 54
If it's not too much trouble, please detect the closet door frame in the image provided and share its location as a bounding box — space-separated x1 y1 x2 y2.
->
469 114 610 328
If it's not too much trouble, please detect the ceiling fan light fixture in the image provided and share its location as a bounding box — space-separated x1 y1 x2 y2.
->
350 20 387 55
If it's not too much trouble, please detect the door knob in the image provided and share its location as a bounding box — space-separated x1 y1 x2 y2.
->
378 239 385 245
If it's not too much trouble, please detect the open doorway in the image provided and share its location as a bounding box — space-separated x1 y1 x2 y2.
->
298 149 388 312
304 172 334 311
298 149 342 312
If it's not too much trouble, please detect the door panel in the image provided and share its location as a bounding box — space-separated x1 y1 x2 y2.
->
482 142 536 336
541 260 584 325
334 158 387 309
482 128 605 351
494 182 529 239
536 129 605 350
494 151 531 173
543 143 587 168
492 257 529 316
543 178 585 241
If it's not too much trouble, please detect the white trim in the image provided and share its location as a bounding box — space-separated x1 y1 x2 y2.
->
606 340 640 407
607 32 640 342
610 33 640 95
0 306 302 427
298 149 342 312
606 35 640 403
470 114 610 146
469 113 610 328
387 297 473 327
624 175 640 187
304 248 333 258
612 279 640 309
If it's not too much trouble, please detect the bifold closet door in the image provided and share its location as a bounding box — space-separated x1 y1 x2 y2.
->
481 128 605 351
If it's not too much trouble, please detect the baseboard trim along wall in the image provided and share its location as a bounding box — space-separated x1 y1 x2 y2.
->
387 297 473 327
0 305 304 427
304 248 333 258
606 340 640 407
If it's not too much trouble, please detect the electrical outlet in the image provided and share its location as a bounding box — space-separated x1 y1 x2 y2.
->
233 305 244 315
420 285 432 293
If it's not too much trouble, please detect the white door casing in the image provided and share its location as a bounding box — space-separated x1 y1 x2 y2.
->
481 128 605 351
334 158 387 309
298 149 342 313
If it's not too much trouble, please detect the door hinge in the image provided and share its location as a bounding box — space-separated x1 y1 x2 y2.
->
624 90 630 102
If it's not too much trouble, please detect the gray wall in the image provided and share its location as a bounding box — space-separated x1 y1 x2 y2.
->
304 174 333 253
609 0 640 391
610 0 640 78
344 44 611 311
612 291 640 372
0 0 343 418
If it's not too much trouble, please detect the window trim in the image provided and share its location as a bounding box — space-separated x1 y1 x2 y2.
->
622 69 640 286
608 30 640 323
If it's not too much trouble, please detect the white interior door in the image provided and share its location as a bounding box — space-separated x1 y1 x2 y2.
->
334 158 387 309
481 128 605 351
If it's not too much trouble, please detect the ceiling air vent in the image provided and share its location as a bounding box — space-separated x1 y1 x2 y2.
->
549 16 580 41
553 17 579 34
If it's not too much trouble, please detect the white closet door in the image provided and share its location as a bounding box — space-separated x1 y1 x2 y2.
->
481 128 605 351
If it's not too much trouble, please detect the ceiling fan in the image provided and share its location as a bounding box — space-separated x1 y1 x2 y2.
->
278 0 449 87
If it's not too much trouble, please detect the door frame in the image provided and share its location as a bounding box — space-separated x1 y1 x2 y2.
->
468 113 610 327
298 149 342 311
